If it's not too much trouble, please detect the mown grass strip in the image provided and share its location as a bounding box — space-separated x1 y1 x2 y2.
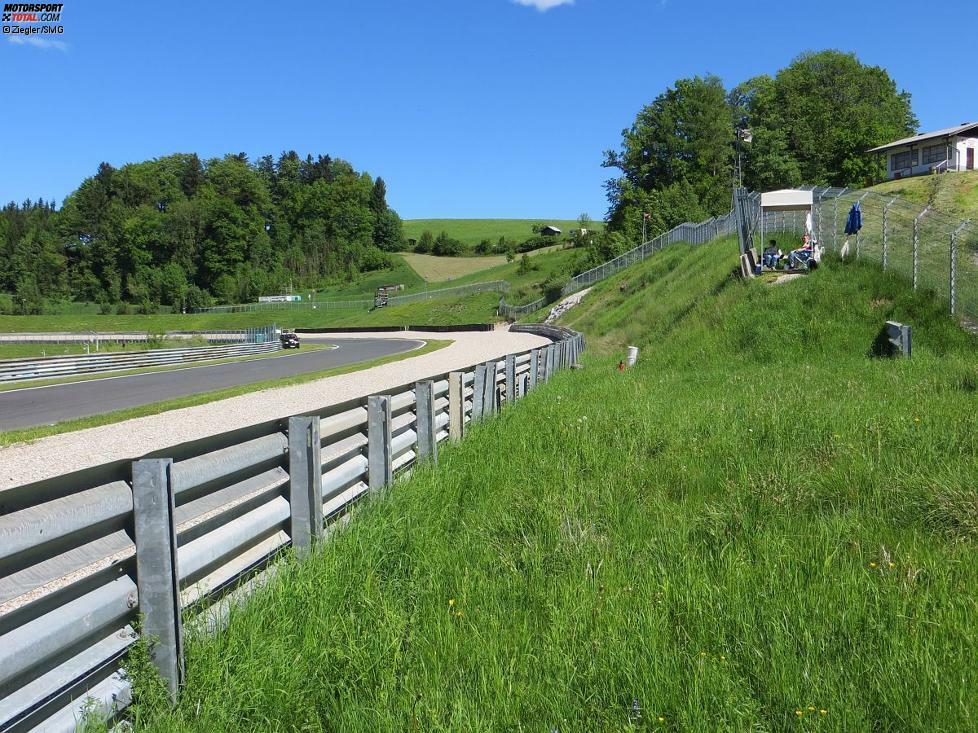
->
0 340 450 447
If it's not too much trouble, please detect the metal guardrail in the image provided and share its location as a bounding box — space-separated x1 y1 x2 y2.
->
0 326 277 346
499 212 737 318
195 281 510 314
0 342 282 384
0 326 584 732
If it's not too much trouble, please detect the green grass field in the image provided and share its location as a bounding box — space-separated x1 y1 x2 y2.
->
307 258 425 299
870 169 978 220
0 244 587 332
0 291 505 333
400 244 570 283
121 237 978 731
402 218 602 246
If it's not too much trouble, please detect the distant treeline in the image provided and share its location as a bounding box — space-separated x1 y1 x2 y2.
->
604 50 918 244
0 152 402 314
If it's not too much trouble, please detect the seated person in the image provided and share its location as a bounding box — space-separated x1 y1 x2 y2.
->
788 235 814 269
762 241 781 269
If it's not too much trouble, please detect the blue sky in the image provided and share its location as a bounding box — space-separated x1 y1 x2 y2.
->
1 0 974 219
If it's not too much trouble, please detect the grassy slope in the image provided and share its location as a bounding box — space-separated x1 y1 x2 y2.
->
399 244 567 283
129 238 978 731
869 169 978 219
408 246 581 305
402 219 602 246
308 258 425 299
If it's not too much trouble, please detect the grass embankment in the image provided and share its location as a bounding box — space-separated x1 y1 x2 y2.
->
399 244 567 283
125 239 978 730
411 246 581 306
0 292 505 333
0 340 451 447
869 169 978 219
402 218 600 246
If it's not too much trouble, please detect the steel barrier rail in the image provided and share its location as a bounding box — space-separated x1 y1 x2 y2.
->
0 327 277 346
0 342 282 384
0 326 584 733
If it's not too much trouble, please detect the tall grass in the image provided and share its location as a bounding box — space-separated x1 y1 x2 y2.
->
129 238 978 731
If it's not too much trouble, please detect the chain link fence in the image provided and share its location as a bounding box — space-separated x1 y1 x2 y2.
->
740 184 978 320
499 212 737 319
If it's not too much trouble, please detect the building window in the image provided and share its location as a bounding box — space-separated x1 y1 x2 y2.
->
922 144 947 165
891 150 914 170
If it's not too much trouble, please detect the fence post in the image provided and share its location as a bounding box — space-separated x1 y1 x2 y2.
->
367 396 392 490
487 360 499 414
473 363 486 419
132 458 184 702
883 197 895 270
913 207 929 291
448 371 463 440
505 354 516 403
528 349 539 390
288 416 323 557
415 380 437 463
832 189 847 251
815 190 824 246
951 222 967 316
545 345 555 381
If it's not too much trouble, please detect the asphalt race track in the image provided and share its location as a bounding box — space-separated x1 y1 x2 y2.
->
0 337 424 431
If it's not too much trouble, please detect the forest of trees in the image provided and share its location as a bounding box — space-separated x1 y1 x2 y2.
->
603 50 919 243
0 152 403 313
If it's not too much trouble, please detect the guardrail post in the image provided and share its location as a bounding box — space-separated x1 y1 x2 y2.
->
528 349 539 390
132 458 184 702
484 360 498 415
367 396 392 490
415 380 437 463
288 416 323 557
448 372 463 440
473 363 487 419
505 355 516 403
545 345 555 382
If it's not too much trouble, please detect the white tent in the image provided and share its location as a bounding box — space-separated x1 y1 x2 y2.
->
759 189 814 212
758 189 818 267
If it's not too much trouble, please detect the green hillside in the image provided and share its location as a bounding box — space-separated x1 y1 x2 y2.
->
129 237 977 731
869 170 978 220
402 218 602 246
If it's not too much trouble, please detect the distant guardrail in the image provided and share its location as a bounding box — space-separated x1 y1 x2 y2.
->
0 325 583 732
0 342 281 383
0 326 277 346
195 281 510 314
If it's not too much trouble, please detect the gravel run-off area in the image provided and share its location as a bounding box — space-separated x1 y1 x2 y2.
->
0 327 550 491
